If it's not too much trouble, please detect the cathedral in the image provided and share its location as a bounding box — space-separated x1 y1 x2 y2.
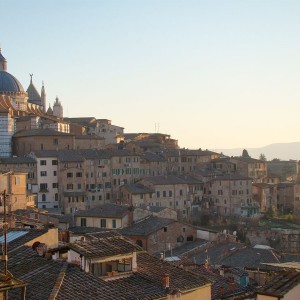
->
0 48 65 156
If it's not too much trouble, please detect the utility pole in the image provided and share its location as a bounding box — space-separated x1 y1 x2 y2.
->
2 189 8 276
1 189 9 300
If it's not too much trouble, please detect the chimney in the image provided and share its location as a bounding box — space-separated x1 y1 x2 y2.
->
132 251 137 272
163 274 170 289
160 252 164 261
219 286 225 296
128 205 134 226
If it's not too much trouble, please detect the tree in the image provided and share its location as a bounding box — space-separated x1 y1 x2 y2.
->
259 153 267 161
242 149 250 158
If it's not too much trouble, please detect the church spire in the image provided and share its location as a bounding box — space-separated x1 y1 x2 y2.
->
41 81 46 113
0 48 7 71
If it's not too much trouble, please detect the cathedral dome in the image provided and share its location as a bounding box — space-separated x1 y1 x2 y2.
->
0 70 25 93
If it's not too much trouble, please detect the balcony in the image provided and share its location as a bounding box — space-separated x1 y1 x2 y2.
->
39 188 49 193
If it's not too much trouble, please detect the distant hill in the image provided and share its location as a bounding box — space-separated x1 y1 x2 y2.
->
214 142 300 161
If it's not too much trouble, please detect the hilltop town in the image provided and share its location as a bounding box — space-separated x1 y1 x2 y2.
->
0 49 300 299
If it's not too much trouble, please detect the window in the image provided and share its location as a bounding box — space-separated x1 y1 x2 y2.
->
52 183 58 188
40 160 46 166
100 219 106 228
40 183 48 191
77 184 82 190
163 191 166 197
163 227 167 232
81 218 86 227
53 138 58 145
14 176 20 185
28 172 35 179
156 191 160 198
67 172 73 178
52 160 58 165
53 171 57 176
140 194 144 199
76 172 82 178
112 219 117 229
106 193 110 200
180 189 183 196
105 182 111 188
67 184 73 190
55 193 58 201
40 171 47 177
169 191 172 197
92 196 95 201
42 194 46 201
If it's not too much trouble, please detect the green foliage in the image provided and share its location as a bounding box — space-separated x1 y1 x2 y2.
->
242 149 250 158
259 153 267 161
265 206 276 219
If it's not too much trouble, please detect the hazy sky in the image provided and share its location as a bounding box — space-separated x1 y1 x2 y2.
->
2 0 300 150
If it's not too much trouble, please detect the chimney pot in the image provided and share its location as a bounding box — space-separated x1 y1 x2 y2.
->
163 274 170 288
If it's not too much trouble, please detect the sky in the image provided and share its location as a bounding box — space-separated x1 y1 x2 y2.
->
2 0 300 150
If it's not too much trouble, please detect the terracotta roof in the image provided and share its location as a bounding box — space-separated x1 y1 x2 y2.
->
64 117 97 127
68 231 141 259
0 157 36 164
193 242 281 270
136 252 210 291
140 152 166 162
208 174 252 182
232 157 264 164
120 216 176 237
4 231 211 299
258 270 300 297
75 203 129 219
142 175 187 185
68 226 111 235
164 149 218 157
123 183 154 194
189 265 250 300
13 128 74 137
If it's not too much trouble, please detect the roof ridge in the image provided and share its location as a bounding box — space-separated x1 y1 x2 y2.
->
48 262 68 300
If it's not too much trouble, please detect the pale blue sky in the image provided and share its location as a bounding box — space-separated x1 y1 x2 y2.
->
2 0 300 149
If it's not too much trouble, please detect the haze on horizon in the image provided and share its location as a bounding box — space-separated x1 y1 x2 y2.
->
2 0 300 150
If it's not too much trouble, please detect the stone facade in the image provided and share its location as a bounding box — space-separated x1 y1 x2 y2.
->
204 175 258 217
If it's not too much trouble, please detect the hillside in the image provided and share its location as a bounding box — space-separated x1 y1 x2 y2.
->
214 142 300 161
